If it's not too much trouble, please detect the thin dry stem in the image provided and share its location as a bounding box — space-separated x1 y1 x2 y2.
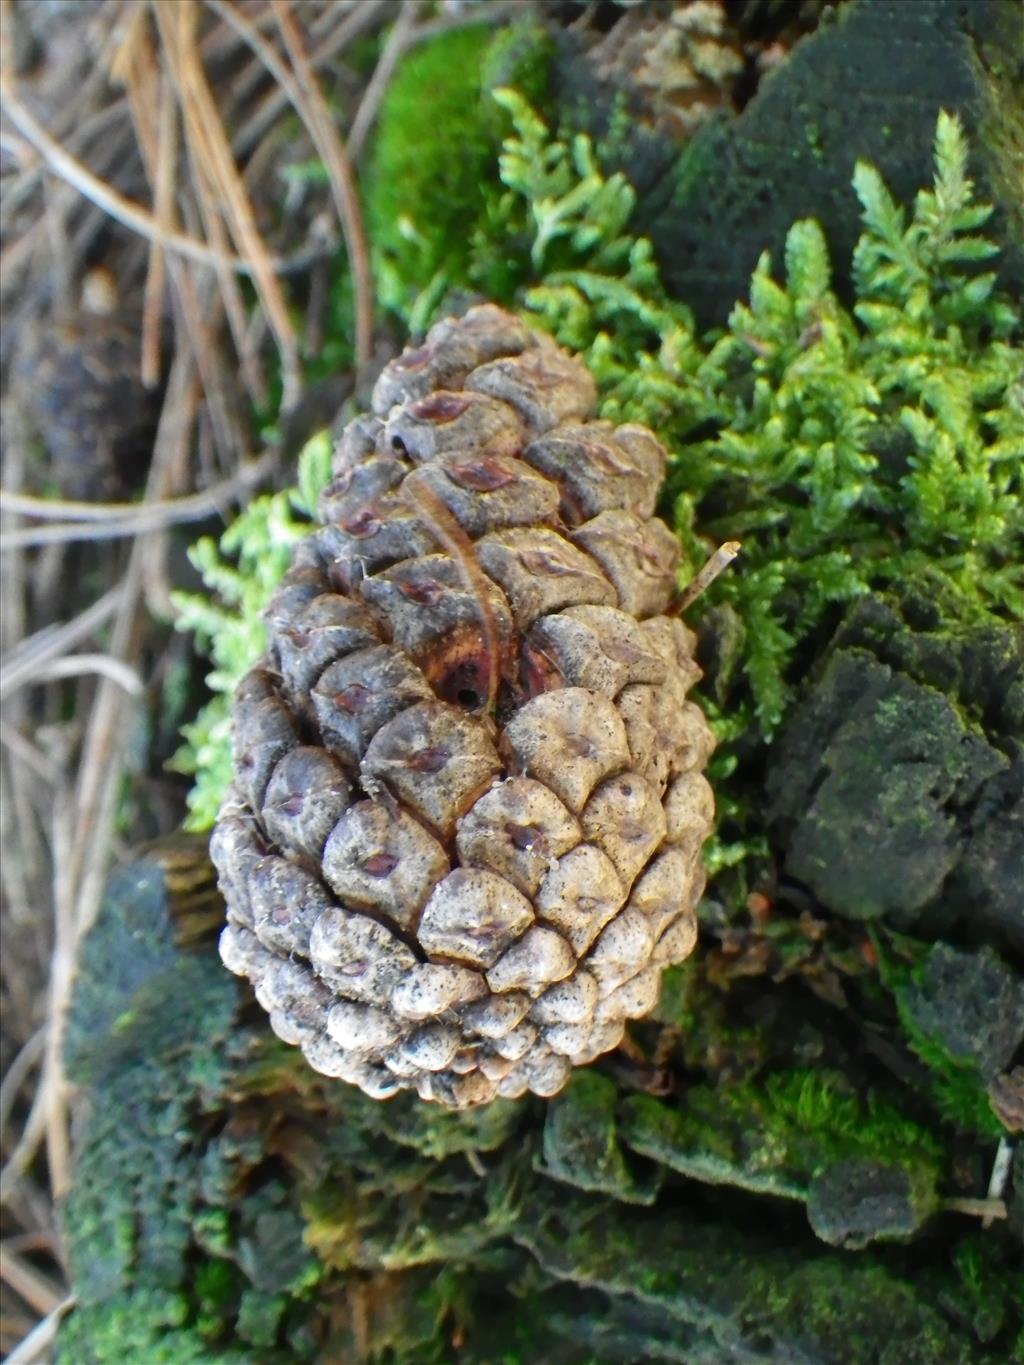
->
206 0 376 371
676 540 742 611
984 1138 1014 1229
0 722 60 785
0 1244 65 1317
940 1196 1008 1221
229 0 393 160
0 1029 46 1144
347 0 420 162
142 69 176 388
0 73 273 273
3 1296 76 1365
0 451 272 526
9 654 145 697
0 587 125 700
0 1062 51 1203
166 256 241 468
112 7 176 389
153 0 297 407
271 0 374 371
39 768 77 1201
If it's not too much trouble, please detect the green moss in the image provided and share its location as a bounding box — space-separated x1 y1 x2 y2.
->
56 1295 253 1365
954 1234 1024 1345
643 0 1024 326
514 1186 979 1365
508 102 1023 737
178 98 1021 894
58 859 321 1361
539 1072 661 1204
767 648 1009 920
620 1065 940 1216
80 40 1024 1356
650 962 701 1033
374 1089 526 1160
365 22 554 322
480 20 555 118
879 938 1017 1139
366 24 493 317
63 853 1022 1362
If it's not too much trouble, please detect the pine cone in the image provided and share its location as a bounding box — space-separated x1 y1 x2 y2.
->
213 305 715 1108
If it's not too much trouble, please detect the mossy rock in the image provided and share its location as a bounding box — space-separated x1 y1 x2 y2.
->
899 943 1024 1081
636 0 1024 325
806 1158 940 1250
767 647 1009 922
767 593 1023 948
364 19 555 320
513 1186 981 1365
59 845 1022 1361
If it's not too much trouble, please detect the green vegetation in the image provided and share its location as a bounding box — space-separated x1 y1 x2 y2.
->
176 89 1021 822
879 936 1012 1140
364 21 554 328
58 854 1022 1363
170 432 332 829
173 92 1022 1147
618 1065 942 1212
65 13 1024 1360
493 96 1023 733
58 862 321 1364
172 86 1021 1153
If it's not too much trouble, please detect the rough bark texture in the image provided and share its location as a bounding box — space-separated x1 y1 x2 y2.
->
563 0 1024 326
58 839 1022 1363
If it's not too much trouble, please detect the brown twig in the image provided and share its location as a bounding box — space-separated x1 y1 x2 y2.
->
347 0 421 163
206 0 375 373
110 5 175 390
675 540 741 612
3 1296 76 1365
157 9 268 407
0 74 274 274
271 0 374 371
940 1196 1008 1221
0 1029 46 1145
6 654 145 697
228 0 394 160
153 0 300 408
0 1244 65 1317
0 452 273 524
0 587 125 700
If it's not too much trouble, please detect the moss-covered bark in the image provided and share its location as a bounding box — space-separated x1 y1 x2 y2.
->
644 0 1024 325
58 826 1022 1363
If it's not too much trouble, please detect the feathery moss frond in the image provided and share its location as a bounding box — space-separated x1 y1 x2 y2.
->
176 101 1021 822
